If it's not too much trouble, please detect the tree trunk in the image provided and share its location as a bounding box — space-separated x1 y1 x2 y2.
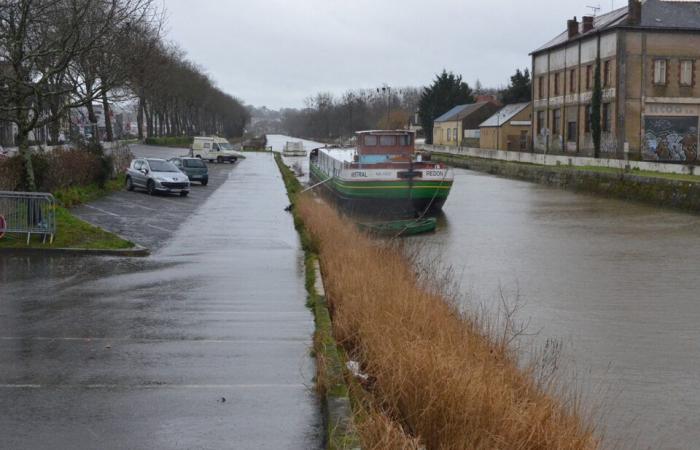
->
86 101 99 144
137 94 145 140
102 91 113 142
18 129 36 192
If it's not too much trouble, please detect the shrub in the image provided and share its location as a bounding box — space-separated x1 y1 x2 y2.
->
143 136 193 147
0 155 24 191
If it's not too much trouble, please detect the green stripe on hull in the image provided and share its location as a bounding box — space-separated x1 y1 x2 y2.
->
310 163 452 200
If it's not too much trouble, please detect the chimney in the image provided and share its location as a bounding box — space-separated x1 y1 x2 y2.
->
582 16 594 33
628 0 642 26
567 16 580 39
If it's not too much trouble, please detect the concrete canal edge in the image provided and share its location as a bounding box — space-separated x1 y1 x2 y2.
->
274 153 361 449
432 152 700 213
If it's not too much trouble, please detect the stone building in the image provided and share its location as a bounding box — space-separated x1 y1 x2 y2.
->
432 101 500 147
531 0 700 163
479 102 532 151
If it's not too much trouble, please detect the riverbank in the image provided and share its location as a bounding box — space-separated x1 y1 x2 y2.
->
276 154 598 448
432 152 700 213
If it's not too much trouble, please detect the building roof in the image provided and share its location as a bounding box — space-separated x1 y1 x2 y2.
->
480 102 531 128
641 0 700 28
434 102 494 123
533 0 700 55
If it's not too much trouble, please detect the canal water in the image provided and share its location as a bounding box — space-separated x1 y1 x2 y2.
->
281 141 699 448
413 167 700 449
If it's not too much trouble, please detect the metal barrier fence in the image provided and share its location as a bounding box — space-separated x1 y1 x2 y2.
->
0 191 57 244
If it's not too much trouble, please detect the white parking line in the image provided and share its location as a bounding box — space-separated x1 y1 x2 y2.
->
81 204 120 217
147 224 171 233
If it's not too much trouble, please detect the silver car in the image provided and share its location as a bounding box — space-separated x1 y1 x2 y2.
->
126 158 191 197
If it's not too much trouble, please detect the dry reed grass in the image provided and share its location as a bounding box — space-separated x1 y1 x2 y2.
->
297 195 599 450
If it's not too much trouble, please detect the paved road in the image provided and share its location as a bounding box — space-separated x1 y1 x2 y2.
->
0 152 322 449
73 144 238 250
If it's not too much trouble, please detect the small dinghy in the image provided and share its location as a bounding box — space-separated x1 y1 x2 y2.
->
358 217 437 237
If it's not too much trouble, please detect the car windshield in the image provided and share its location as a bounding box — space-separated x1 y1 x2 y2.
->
218 142 233 150
184 159 206 168
148 160 179 172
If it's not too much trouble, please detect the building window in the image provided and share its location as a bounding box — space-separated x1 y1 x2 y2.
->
554 73 560 96
585 105 592 133
538 76 545 99
602 103 611 132
520 130 528 150
654 59 668 85
680 60 694 87
537 110 545 134
453 128 458 142
567 121 577 142
570 69 576 94
603 60 611 86
446 128 451 142
553 109 561 135
586 65 593 90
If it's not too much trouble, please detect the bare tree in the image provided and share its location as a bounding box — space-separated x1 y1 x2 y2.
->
0 0 157 190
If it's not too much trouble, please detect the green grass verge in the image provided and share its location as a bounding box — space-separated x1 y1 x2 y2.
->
0 174 134 250
275 153 359 449
143 136 193 147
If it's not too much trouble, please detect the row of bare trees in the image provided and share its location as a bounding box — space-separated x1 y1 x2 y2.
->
280 87 422 142
0 0 248 190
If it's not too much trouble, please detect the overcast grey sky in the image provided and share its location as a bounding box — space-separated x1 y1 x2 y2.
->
164 0 623 109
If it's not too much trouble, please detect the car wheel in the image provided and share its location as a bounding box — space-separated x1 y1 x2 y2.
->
126 176 134 191
180 191 189 197
217 156 223 164
230 158 237 164
201 179 208 186
147 180 156 196
196 155 202 159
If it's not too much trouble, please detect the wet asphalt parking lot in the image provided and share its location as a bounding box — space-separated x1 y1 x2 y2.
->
0 150 322 449
72 144 238 250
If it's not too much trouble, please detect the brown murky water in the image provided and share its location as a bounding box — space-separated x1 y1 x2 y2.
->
411 167 700 449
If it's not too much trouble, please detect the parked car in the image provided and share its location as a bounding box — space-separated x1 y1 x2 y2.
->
169 157 209 186
191 136 244 163
126 158 190 196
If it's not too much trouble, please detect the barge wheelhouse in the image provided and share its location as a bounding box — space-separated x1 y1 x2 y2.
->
309 130 453 214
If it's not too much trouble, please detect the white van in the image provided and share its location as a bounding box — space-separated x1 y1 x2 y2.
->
191 136 244 163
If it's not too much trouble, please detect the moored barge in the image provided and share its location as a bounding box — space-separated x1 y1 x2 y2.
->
309 130 453 214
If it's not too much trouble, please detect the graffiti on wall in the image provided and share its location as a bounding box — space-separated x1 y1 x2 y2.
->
601 133 618 154
643 116 699 163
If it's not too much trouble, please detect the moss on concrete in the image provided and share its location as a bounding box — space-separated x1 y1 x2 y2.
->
275 153 360 450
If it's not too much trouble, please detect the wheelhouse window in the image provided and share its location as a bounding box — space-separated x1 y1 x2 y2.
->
364 135 378 146
680 60 694 87
379 135 395 146
398 135 411 146
653 59 668 85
